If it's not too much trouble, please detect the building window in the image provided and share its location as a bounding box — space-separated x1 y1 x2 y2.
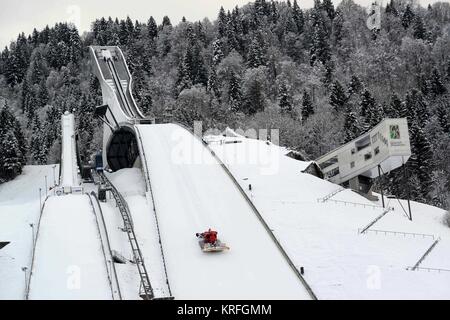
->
374 147 380 155
326 167 340 178
390 125 400 139
319 156 338 169
372 134 378 143
364 152 372 161
355 135 371 152
350 161 355 168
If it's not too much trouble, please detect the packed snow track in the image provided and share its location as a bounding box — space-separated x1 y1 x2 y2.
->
136 123 312 299
28 195 112 299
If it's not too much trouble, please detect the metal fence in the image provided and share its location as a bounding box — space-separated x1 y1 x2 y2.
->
317 188 345 203
359 228 436 240
25 195 49 300
406 266 450 273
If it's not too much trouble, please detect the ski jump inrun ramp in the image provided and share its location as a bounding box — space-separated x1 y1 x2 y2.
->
27 113 115 300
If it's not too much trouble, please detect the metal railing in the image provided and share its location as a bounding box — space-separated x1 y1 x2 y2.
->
99 172 154 300
88 192 122 300
410 238 441 270
359 228 436 240
318 197 385 210
317 188 345 203
25 195 49 300
359 207 393 234
406 266 450 273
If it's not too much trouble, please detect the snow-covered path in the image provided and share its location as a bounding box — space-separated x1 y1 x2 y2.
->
28 194 112 299
136 124 311 299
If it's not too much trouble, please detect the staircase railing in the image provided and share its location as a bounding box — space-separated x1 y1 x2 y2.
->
317 188 345 203
359 207 393 234
410 238 441 270
99 172 154 300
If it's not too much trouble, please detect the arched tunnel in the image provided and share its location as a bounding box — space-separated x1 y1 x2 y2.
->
106 127 140 172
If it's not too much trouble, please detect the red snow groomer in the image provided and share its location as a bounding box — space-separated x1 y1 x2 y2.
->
195 228 229 252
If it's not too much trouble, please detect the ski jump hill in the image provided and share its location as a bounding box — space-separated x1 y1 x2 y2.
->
89 46 315 299
1 46 449 300
24 46 316 300
12 46 448 300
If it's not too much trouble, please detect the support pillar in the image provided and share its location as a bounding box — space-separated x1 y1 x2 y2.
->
377 165 385 208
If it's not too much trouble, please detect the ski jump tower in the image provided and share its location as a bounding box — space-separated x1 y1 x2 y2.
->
56 111 83 195
89 46 153 171
316 118 411 198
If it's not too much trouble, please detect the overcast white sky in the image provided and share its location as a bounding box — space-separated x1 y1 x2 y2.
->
0 0 441 48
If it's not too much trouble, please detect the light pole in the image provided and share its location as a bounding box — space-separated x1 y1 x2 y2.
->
39 188 42 212
377 165 385 208
21 267 28 297
29 223 35 248
45 176 48 197
52 165 57 187
108 260 113 286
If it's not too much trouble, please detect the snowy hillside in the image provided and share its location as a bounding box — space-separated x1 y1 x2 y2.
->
0 165 58 299
207 131 450 299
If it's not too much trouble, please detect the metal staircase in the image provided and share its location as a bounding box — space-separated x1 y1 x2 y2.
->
317 187 345 203
410 238 441 271
359 207 393 234
99 172 154 300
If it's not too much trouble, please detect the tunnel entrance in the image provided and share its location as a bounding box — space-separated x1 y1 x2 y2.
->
107 127 139 172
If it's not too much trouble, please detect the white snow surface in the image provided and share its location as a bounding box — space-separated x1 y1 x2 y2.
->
28 194 111 299
136 123 312 299
208 133 450 299
2 129 450 300
0 165 58 299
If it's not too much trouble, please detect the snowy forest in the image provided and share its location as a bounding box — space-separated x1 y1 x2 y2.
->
0 0 449 208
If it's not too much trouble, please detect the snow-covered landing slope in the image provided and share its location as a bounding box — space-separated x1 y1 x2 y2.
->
0 165 58 299
208 133 450 299
136 124 311 299
106 168 171 299
28 194 112 299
